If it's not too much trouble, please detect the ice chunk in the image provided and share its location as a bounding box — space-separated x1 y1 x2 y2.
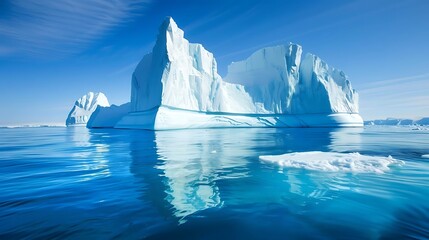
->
259 151 403 174
422 154 429 158
66 92 109 126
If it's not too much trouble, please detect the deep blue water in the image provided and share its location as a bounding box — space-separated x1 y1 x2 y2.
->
0 126 428 239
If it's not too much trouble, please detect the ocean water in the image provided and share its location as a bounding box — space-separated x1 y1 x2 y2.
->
0 126 428 239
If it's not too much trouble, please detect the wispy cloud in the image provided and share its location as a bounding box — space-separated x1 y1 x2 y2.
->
0 0 150 57
359 73 429 93
358 73 429 119
216 0 408 60
112 61 139 76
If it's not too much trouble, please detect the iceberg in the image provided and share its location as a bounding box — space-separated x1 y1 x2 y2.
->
364 119 413 126
260 151 403 174
416 117 429 125
364 117 429 126
91 17 363 130
66 92 109 126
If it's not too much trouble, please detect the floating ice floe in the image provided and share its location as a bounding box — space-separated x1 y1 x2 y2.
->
259 151 404 174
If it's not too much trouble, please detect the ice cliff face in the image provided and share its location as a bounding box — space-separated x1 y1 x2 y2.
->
87 103 131 128
66 92 109 126
131 17 225 113
131 17 359 115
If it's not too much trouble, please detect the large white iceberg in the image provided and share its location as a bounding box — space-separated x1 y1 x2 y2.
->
66 92 109 126
90 17 363 129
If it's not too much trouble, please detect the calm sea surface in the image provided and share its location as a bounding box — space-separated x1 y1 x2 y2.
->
0 126 428 239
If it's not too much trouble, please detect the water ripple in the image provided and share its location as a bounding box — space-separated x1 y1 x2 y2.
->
0 127 428 239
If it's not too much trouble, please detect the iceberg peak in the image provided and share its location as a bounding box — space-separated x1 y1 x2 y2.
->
156 16 184 51
160 16 179 33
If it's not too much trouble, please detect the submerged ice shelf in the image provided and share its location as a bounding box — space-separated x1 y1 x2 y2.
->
81 17 363 129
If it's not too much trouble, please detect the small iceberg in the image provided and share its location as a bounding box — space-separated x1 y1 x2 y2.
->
422 154 429 159
259 151 403 174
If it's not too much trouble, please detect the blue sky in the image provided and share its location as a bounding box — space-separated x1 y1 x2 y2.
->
0 0 428 125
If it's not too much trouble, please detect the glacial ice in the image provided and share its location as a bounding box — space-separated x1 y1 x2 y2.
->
87 103 131 128
88 17 363 129
364 118 429 126
66 92 109 126
417 118 429 125
259 152 403 174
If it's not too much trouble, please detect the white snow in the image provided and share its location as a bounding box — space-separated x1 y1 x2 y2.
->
92 17 362 130
66 92 109 126
259 151 403 174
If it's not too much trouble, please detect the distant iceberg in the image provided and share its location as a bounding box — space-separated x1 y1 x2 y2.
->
66 92 109 126
364 117 429 126
87 17 363 130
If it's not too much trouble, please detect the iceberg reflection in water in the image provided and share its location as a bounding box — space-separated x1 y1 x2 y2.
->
129 128 359 220
0 126 428 239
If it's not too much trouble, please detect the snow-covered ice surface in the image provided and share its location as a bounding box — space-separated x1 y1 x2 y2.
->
66 92 109 126
260 151 403 174
112 17 362 130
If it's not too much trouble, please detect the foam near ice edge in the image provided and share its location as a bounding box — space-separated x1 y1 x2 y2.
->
259 151 404 174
